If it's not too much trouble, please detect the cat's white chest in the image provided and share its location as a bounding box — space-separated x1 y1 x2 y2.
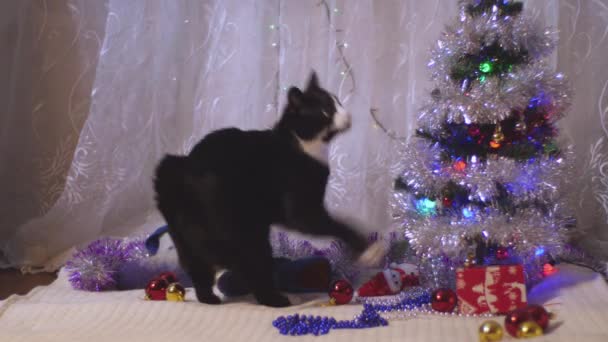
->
297 137 329 165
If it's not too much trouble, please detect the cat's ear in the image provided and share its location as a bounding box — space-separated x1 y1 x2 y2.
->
305 71 320 92
288 87 303 107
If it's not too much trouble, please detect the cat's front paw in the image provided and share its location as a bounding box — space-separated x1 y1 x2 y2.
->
357 241 387 267
195 290 222 305
256 292 291 308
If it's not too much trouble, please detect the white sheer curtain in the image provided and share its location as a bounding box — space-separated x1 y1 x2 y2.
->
2 0 607 271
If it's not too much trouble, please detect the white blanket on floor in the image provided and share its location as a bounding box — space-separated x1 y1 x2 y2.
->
1 264 607 342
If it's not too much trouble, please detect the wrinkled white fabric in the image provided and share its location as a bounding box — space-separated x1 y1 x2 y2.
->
1 264 607 341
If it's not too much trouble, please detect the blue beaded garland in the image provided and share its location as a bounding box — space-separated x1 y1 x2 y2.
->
272 290 431 336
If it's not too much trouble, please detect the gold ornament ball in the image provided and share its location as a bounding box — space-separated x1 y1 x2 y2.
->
514 120 527 132
464 252 477 268
516 320 544 338
166 282 186 301
492 128 505 142
479 320 504 342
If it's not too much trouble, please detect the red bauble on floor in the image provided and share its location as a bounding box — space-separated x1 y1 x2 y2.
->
431 288 457 313
525 304 551 330
504 308 531 337
329 279 353 305
145 278 169 300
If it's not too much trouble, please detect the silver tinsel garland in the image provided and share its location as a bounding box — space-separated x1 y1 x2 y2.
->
396 139 574 203
419 63 571 127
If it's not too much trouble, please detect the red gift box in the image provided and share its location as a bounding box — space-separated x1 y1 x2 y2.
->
456 264 527 314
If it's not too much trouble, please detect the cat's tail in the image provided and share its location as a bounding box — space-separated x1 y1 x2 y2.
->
154 154 191 225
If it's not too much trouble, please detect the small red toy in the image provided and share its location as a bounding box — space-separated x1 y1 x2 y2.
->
357 263 419 297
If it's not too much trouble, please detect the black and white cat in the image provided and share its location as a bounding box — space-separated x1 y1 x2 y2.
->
154 72 383 307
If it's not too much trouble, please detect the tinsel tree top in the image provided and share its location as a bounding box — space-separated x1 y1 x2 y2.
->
417 0 570 127
464 0 523 18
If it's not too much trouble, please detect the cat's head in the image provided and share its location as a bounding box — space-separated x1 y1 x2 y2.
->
277 72 351 143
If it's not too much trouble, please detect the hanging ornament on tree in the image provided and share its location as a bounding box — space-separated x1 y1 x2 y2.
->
495 246 509 260
329 279 354 305
430 288 457 313
357 263 419 297
464 252 477 268
492 125 505 143
468 124 481 137
478 320 504 342
514 119 527 133
442 196 453 208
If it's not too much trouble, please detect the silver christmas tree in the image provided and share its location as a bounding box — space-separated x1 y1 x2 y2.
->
392 0 574 287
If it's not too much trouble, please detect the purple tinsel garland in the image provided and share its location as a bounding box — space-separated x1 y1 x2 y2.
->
65 237 148 291
66 230 415 292
270 231 413 281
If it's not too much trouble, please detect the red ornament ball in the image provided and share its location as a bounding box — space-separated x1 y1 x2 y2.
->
329 279 354 305
158 271 178 284
526 304 551 330
431 288 457 313
495 246 509 260
442 197 453 207
145 278 168 300
505 309 531 337
468 125 481 136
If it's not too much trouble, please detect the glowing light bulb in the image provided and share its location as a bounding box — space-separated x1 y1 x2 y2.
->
543 263 557 276
462 207 474 219
479 61 493 73
415 198 437 217
453 160 467 172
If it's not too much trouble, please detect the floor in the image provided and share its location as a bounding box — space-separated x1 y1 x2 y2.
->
0 269 57 300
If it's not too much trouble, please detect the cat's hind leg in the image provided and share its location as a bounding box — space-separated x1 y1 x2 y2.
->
168 225 221 305
232 235 290 308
